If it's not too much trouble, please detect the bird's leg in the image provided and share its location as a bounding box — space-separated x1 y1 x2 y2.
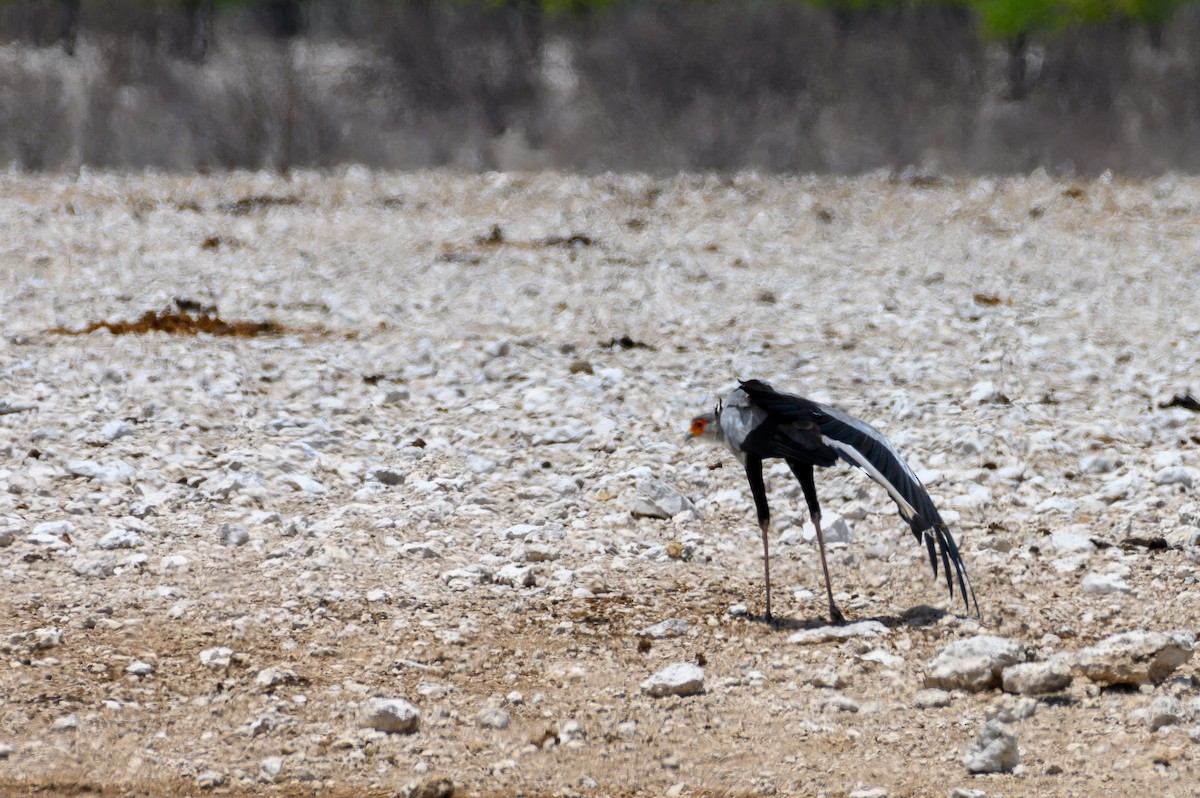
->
759 517 772 623
789 460 845 626
810 512 846 626
743 456 774 623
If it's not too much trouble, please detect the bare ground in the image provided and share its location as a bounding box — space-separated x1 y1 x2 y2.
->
0 170 1198 797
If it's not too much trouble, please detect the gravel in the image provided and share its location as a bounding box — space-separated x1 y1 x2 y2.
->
1 171 1199 797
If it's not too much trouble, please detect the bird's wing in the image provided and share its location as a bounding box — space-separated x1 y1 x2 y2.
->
737 379 976 612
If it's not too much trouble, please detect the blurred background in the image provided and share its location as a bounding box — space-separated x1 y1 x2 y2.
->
1 0 1197 175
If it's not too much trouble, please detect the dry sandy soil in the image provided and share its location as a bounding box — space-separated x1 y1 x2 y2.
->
1 170 1199 798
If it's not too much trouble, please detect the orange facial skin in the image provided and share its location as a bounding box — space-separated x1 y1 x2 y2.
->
688 417 708 437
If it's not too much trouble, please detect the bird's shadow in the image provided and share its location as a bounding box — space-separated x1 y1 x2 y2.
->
749 604 951 631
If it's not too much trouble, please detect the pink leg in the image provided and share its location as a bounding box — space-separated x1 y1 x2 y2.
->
812 513 845 625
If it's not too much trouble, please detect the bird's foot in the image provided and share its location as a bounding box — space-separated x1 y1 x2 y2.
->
828 603 847 626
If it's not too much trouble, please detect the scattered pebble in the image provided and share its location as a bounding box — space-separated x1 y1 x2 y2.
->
913 689 952 709
1001 659 1072 694
52 714 81 732
642 663 705 697
962 720 1019 773
1075 631 1195 686
125 660 155 676
218 524 250 547
1081 571 1131 595
199 647 234 669
925 635 1027 692
477 707 511 730
639 619 691 639
789 620 889 645
364 698 421 734
195 770 225 789
1137 695 1187 731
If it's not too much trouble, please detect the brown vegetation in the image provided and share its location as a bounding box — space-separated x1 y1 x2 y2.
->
51 310 286 337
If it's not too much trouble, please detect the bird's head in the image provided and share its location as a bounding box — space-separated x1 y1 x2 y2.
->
686 401 723 442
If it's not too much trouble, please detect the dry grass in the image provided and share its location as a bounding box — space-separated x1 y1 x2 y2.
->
50 310 287 337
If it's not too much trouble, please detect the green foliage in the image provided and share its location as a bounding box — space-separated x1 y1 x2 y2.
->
972 0 1067 38
971 0 1187 38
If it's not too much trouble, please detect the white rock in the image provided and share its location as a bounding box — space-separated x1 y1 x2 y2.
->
126 661 155 676
788 620 889 645
1081 572 1130 594
200 647 234 668
495 563 536 587
73 557 115 578
0 742 11 759
22 627 64 650
1100 472 1141 503
30 520 75 544
1140 695 1186 731
366 466 405 486
512 543 558 563
848 789 888 798
195 771 225 788
1075 630 1195 686
925 635 1027 692
821 692 860 713
467 455 497 474
53 714 81 732
968 380 1007 404
1166 525 1200 548
1050 530 1095 554
254 666 297 688
639 619 691 639
219 524 250 547
987 694 1039 723
400 542 441 559
801 512 851 544
101 420 133 441
913 688 952 709
1154 466 1194 488
1051 555 1089 573
642 663 705 697
962 719 1019 773
66 459 136 484
364 697 421 734
279 473 327 494
531 419 590 445
260 755 283 781
860 648 905 668
948 789 986 798
1001 660 1072 694
1080 454 1117 474
98 528 143 550
502 523 540 540
477 707 511 730
1035 496 1078 514
630 476 698 519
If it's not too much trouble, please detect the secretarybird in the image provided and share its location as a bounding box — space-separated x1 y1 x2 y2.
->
688 379 976 624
